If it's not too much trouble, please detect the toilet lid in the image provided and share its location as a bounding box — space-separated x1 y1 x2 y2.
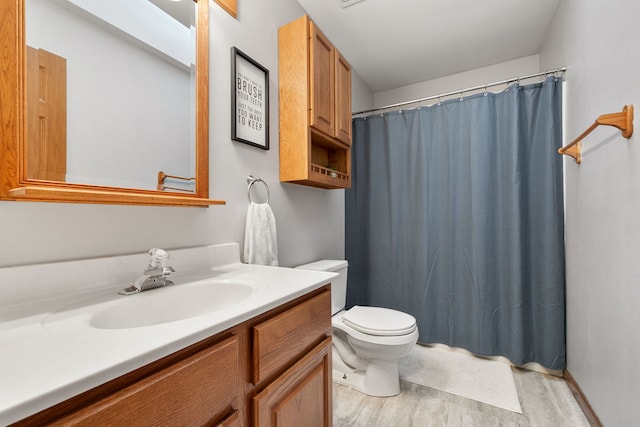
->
342 306 417 336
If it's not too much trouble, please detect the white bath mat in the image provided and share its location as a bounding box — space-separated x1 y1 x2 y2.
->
399 343 522 414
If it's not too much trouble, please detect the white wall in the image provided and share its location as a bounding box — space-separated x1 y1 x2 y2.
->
373 55 540 109
539 0 640 424
352 66 374 113
0 0 373 270
206 1 372 268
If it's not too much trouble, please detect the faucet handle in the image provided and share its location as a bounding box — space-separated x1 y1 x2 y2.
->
148 248 169 268
143 249 174 276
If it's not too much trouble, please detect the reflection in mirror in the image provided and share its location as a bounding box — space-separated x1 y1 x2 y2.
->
25 0 196 192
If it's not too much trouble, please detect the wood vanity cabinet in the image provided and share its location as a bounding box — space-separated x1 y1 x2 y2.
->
13 287 332 427
279 15 352 189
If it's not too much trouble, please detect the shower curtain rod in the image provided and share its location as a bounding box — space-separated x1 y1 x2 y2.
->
352 66 567 117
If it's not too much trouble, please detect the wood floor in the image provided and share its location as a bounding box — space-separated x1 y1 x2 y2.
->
333 367 590 426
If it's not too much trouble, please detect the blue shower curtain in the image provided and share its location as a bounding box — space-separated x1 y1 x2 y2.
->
345 77 565 370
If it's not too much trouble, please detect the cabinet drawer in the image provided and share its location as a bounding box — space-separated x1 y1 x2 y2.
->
51 335 239 426
252 290 331 384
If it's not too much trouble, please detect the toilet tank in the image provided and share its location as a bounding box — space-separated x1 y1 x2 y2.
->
295 260 348 315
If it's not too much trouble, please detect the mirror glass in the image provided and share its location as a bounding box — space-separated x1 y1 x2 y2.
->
25 0 197 193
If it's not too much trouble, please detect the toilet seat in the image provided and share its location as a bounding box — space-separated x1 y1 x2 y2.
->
342 306 417 336
332 314 419 347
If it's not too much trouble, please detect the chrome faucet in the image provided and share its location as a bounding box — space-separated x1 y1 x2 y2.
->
119 248 175 295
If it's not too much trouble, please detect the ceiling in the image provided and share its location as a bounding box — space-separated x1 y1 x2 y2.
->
296 0 562 93
148 0 195 28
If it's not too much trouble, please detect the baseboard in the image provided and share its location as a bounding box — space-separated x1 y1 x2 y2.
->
563 369 603 427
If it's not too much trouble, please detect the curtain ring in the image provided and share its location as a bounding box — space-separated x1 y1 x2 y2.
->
437 95 442 106
483 86 488 96
459 90 464 102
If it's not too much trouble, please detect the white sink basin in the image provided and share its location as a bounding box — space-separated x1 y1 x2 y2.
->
43 279 258 330
89 281 255 329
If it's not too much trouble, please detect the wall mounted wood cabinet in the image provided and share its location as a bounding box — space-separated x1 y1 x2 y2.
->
279 15 352 189
12 287 332 427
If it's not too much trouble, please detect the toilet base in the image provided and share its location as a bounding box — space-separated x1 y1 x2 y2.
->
332 348 401 397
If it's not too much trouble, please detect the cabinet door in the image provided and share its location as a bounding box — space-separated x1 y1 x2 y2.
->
253 337 332 427
309 22 335 138
334 50 352 145
26 46 67 181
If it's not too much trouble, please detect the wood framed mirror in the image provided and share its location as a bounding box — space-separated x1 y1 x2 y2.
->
0 0 223 207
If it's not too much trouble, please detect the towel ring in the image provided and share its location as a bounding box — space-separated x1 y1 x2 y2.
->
247 175 270 204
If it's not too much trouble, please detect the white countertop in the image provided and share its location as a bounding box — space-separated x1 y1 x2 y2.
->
0 244 336 425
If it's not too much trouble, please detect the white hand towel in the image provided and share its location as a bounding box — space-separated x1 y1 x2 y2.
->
243 202 278 266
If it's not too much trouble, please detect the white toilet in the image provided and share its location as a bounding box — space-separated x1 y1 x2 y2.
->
296 260 418 397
